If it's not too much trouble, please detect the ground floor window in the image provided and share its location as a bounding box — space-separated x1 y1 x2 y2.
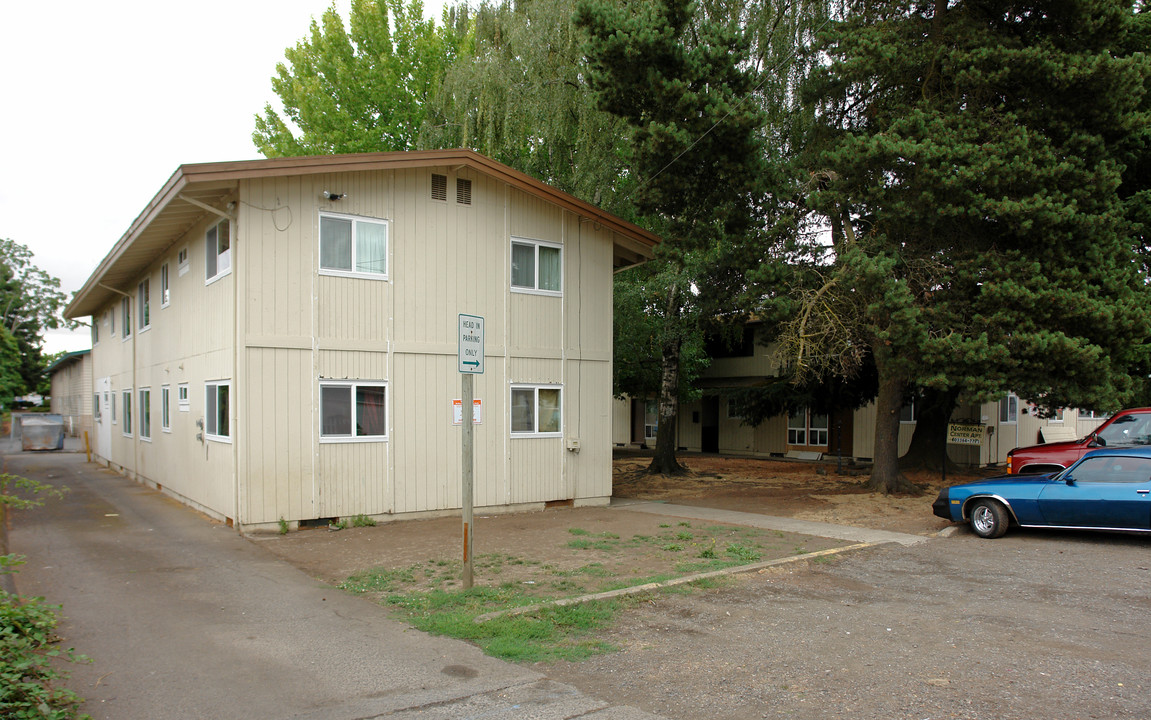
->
788 409 828 447
122 389 133 437
644 400 658 442
320 381 387 441
205 381 230 441
161 385 171 432
511 385 562 436
139 388 151 440
999 394 1018 424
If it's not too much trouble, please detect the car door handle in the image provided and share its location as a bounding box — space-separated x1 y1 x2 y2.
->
1139 489 1150 495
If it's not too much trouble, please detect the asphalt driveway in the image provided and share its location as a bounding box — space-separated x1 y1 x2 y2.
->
4 452 663 720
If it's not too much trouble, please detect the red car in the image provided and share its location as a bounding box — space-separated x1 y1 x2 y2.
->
1007 408 1151 474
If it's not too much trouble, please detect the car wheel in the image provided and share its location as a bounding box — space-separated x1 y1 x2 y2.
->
969 500 1009 539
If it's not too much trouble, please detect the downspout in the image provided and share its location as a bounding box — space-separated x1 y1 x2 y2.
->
232 203 241 530
98 283 136 480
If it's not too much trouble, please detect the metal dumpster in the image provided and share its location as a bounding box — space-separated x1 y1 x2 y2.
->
21 416 65 451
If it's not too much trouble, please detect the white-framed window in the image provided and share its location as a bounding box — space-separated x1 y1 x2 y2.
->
205 219 231 283
788 409 828 447
726 398 743 420
121 297 131 339
1050 408 1065 423
109 307 115 337
900 399 916 423
511 238 562 295
139 388 151 440
644 399 658 443
177 246 190 276
161 385 171 432
999 394 1018 424
1080 409 1110 420
160 263 170 308
205 381 231 442
93 393 101 421
178 383 190 411
91 314 99 345
138 278 150 330
511 385 562 436
319 381 387 441
122 389 133 437
110 392 116 423
319 212 388 278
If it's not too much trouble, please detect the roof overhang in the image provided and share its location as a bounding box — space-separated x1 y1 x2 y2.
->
65 149 661 319
45 349 91 375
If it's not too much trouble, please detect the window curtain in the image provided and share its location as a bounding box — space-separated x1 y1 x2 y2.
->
538 246 561 291
355 222 387 274
356 386 386 435
538 389 561 433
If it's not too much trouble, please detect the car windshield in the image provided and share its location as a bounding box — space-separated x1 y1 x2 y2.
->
1095 412 1151 448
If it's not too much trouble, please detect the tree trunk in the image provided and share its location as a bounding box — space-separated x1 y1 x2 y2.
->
647 282 687 476
900 386 961 472
866 348 920 494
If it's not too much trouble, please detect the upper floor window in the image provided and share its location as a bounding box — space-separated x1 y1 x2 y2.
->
121 297 131 339
177 246 190 276
320 381 387 441
319 213 388 278
511 239 561 295
91 315 99 345
160 263 170 308
161 385 171 432
205 219 231 283
138 278 150 330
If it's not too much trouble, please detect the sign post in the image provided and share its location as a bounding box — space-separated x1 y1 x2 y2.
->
458 314 484 589
944 422 984 485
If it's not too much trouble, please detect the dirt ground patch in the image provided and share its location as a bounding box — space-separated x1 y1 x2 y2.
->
258 453 982 591
613 453 988 536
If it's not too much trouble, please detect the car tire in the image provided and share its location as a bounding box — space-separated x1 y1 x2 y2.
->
969 499 1009 539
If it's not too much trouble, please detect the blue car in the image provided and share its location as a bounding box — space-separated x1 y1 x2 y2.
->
933 447 1151 538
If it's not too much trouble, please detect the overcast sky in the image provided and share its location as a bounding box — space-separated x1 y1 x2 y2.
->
1 0 442 355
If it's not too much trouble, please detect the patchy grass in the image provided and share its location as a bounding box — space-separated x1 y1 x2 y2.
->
339 520 844 663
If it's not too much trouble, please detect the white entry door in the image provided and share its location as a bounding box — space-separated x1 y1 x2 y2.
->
96 377 111 459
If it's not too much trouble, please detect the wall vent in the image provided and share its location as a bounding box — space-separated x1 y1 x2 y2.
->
456 178 473 205
431 173 448 201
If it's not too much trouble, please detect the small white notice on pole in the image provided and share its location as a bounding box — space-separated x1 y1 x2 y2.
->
453 399 483 425
458 314 484 374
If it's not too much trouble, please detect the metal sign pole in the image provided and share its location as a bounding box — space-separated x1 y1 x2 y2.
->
462 372 474 589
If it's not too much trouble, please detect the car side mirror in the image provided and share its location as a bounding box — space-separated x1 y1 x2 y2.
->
1090 434 1105 448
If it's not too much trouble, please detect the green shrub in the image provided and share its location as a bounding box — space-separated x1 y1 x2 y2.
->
0 590 90 719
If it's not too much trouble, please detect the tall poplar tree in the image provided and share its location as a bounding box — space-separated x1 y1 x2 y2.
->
790 0 1151 492
253 0 460 155
578 0 771 473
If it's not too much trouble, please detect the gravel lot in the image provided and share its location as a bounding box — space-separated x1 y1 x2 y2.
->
544 527 1151 719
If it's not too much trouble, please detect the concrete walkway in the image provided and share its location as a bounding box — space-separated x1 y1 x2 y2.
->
610 498 931 547
5 453 666 720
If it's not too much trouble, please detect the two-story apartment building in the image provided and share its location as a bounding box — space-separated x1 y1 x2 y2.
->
613 323 1096 467
65 150 658 532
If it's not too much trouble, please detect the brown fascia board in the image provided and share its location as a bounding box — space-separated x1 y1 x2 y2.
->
65 149 660 319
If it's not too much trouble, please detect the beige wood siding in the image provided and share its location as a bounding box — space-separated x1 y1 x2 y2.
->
232 166 614 526
89 209 237 522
